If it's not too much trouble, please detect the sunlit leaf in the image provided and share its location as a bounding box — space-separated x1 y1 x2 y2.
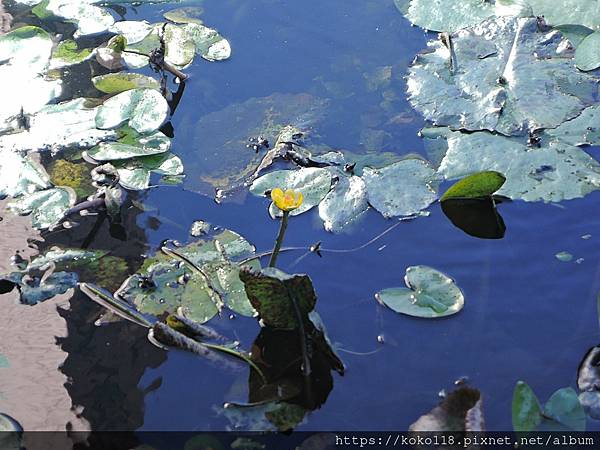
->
376 265 464 318
8 187 75 229
576 31 600 72
92 73 161 94
318 172 369 232
441 171 506 201
512 381 543 432
85 130 170 161
0 150 51 198
114 153 183 190
49 39 92 68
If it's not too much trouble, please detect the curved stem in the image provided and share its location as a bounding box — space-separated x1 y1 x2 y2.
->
268 211 289 268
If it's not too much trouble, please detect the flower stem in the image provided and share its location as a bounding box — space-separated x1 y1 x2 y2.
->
269 211 289 268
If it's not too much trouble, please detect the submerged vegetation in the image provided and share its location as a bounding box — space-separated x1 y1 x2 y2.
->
0 0 599 436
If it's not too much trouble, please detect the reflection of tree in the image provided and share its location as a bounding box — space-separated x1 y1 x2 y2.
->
50 197 167 433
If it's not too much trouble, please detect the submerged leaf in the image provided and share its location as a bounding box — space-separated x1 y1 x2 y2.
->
441 171 506 200
408 17 599 135
362 158 438 218
376 265 464 318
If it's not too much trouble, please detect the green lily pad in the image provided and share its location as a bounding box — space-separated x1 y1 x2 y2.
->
109 20 154 44
8 187 76 229
526 0 600 29
435 129 600 202
92 73 161 94
164 23 197 67
543 388 586 431
50 39 92 68
403 0 496 32
250 167 332 218
576 31 600 72
95 88 169 134
376 265 464 318
318 173 369 232
239 267 317 330
182 22 231 61
512 381 543 432
556 24 595 48
164 7 204 25
441 171 506 201
85 130 170 161
114 153 183 190
362 158 439 218
555 251 574 262
408 16 599 136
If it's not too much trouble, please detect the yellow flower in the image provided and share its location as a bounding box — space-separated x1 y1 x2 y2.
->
271 188 303 212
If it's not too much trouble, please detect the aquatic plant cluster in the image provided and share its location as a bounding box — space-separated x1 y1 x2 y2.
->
0 0 599 436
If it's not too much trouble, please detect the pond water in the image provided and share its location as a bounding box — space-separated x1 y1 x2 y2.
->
2 0 600 438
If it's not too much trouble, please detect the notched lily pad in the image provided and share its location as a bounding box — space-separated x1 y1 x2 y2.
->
92 73 161 94
318 173 369 233
376 265 464 318
408 16 599 136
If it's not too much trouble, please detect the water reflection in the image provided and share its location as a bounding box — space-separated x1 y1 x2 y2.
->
441 197 507 239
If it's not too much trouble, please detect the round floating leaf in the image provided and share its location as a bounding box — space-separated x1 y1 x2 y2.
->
164 23 196 67
183 23 231 61
115 153 183 190
250 167 332 218
408 16 599 136
34 0 115 37
109 20 153 44
318 173 369 232
164 7 204 25
240 267 317 330
512 381 543 432
543 388 586 431
526 0 600 29
8 187 75 229
86 131 170 161
0 150 51 197
376 265 464 318
441 171 506 201
556 24 595 48
92 73 161 94
50 39 92 68
436 129 600 202
95 88 169 134
576 31 600 72
403 0 496 32
362 158 438 218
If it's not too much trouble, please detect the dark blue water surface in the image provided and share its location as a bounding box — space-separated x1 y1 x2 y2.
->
49 0 600 433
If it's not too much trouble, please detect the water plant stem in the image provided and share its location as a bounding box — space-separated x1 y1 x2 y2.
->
269 210 289 267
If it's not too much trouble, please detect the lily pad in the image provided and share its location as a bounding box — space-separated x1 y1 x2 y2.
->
0 150 51 198
164 7 204 25
408 16 599 136
164 23 197 67
95 88 169 134
240 267 317 330
182 23 231 61
546 105 600 147
576 31 600 72
318 173 369 232
403 0 496 32
375 265 464 318
526 0 600 29
114 153 183 190
92 73 161 94
26 0 115 37
543 388 586 431
362 158 439 218
8 187 76 229
435 129 600 202
50 39 92 68
250 167 332 218
512 381 543 432
85 130 170 161
441 171 506 201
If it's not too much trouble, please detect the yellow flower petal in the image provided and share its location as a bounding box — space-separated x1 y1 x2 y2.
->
271 187 303 211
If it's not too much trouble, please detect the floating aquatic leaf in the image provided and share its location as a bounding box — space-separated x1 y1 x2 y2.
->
220 401 306 432
49 39 92 68
95 88 169 134
0 26 61 127
182 94 328 196
109 20 153 44
441 171 506 201
435 129 600 202
182 22 231 61
250 168 332 218
556 24 595 48
25 0 115 37
546 105 600 147
0 150 51 198
362 158 438 218
164 23 197 67
408 17 599 135
92 73 161 94
576 31 600 72
410 387 484 431
8 187 75 229
0 98 115 152
114 153 183 190
403 0 496 32
85 131 170 161
376 265 464 318
526 0 600 29
512 381 543 432
318 173 369 232
240 267 317 330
